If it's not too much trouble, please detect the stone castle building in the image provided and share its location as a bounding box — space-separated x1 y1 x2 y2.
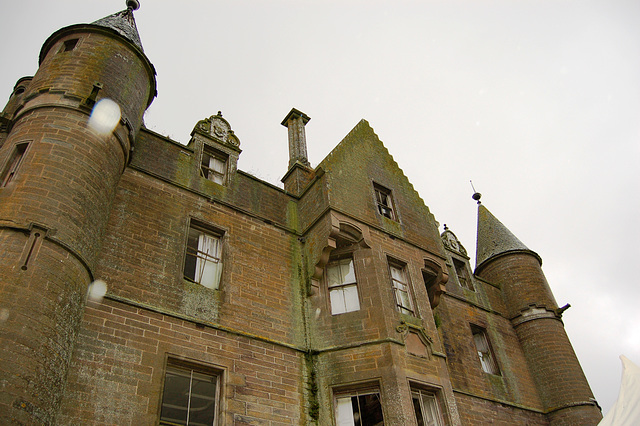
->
0 3 602 425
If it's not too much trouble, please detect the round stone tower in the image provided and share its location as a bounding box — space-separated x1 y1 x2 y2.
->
474 203 602 425
0 2 155 423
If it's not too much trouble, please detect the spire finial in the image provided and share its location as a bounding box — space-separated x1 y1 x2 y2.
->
470 180 482 204
127 0 140 11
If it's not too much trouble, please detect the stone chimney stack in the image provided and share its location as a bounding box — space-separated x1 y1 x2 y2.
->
281 108 315 195
282 108 311 168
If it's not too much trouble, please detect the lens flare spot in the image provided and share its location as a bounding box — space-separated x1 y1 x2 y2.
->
88 99 121 135
0 308 9 322
87 280 108 302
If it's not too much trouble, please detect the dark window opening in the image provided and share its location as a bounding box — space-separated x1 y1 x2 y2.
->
1 142 28 187
336 390 384 425
62 39 79 52
374 183 395 220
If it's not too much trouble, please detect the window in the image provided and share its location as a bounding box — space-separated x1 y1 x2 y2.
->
374 183 395 220
160 362 220 426
1 142 28 187
184 224 223 289
471 326 500 375
453 258 473 291
412 388 445 426
327 258 360 315
200 147 227 185
389 262 414 315
335 389 384 426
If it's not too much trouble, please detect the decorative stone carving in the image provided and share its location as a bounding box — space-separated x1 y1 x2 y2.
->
441 224 467 256
194 111 241 149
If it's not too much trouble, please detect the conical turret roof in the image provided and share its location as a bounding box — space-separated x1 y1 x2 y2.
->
475 204 540 270
92 7 144 52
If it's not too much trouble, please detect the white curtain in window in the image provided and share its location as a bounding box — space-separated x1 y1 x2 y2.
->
196 233 222 289
210 157 225 184
336 397 356 426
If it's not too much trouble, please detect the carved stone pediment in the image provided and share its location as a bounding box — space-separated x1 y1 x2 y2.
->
441 225 467 256
193 111 241 150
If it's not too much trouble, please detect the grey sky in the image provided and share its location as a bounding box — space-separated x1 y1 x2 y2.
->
2 0 638 415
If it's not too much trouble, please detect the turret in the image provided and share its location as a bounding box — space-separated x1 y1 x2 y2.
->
474 200 601 425
0 1 155 423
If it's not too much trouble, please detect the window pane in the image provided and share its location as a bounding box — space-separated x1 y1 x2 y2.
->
343 284 360 312
341 260 356 284
412 395 425 426
358 393 384 425
390 265 404 282
160 370 191 425
327 263 344 288
330 288 347 315
421 393 439 426
336 397 356 426
188 373 217 426
212 157 225 174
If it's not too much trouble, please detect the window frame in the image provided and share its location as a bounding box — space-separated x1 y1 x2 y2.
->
470 325 501 375
388 259 415 316
334 385 385 426
1 142 29 188
373 183 396 221
326 256 361 315
183 221 224 290
452 258 473 291
410 385 446 426
159 358 222 426
200 145 228 185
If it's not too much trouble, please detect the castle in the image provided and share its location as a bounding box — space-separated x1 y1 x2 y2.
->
0 2 602 425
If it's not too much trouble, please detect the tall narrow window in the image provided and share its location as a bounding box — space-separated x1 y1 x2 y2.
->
327 258 360 315
471 326 500 375
160 362 220 426
335 389 384 426
374 183 396 220
453 258 473 291
1 142 28 187
389 261 414 315
411 388 445 426
184 224 223 289
200 147 227 185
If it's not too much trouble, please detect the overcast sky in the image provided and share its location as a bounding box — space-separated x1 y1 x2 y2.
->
2 0 638 416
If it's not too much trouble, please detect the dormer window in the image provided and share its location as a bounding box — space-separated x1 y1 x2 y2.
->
453 258 473 291
200 147 227 185
374 183 396 220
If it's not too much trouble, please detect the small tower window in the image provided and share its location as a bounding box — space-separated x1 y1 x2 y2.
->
374 183 396 220
471 325 500 375
1 142 28 187
200 147 227 185
453 258 473 291
61 38 79 52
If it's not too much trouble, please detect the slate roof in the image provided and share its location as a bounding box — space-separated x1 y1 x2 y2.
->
92 8 143 52
475 204 539 270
